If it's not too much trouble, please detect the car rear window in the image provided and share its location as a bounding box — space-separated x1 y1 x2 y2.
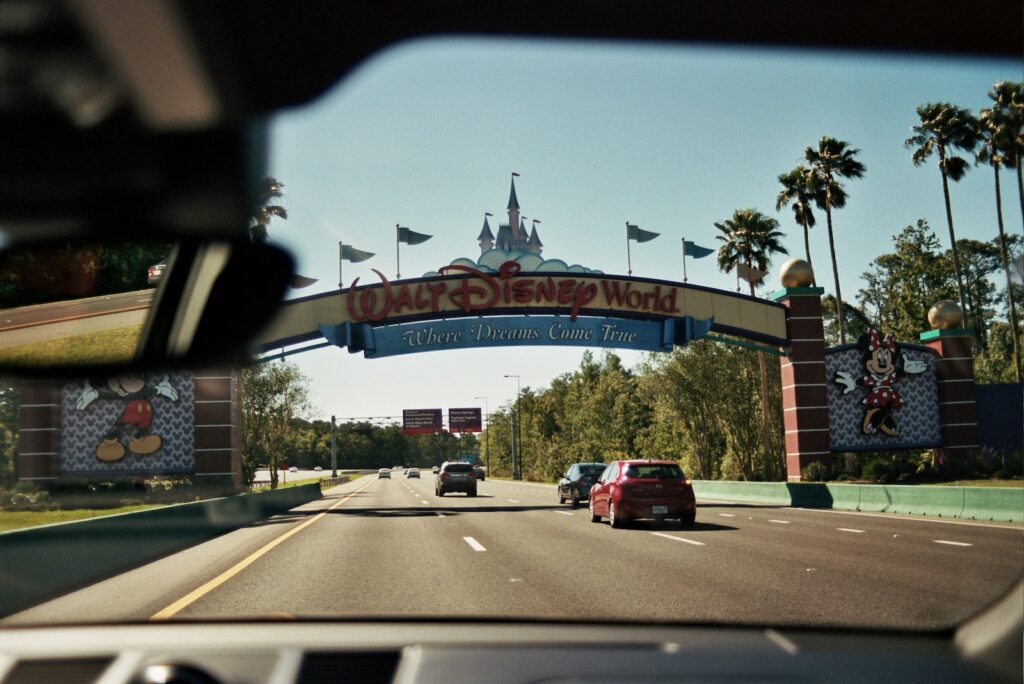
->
624 464 684 479
445 463 473 473
579 465 605 476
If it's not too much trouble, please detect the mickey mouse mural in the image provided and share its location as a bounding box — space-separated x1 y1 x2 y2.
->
74 374 180 462
832 329 928 437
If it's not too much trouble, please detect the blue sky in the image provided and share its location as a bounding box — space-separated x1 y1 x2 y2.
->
266 37 1020 424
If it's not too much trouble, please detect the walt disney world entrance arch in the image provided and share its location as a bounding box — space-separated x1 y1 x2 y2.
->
256 256 980 482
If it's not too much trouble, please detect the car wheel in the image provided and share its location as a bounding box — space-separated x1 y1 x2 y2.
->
609 501 625 529
436 488 444 497
570 491 579 508
558 490 565 504
679 512 696 529
589 499 600 523
468 488 477 497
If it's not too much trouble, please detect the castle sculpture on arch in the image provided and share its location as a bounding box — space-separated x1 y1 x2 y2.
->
476 175 544 255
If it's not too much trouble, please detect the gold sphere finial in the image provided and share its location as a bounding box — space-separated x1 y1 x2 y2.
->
779 258 814 288
928 300 964 329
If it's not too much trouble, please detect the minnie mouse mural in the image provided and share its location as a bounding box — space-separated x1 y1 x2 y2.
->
832 328 928 437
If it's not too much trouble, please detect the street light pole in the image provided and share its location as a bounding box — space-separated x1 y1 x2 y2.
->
475 396 489 473
330 415 337 477
504 375 521 480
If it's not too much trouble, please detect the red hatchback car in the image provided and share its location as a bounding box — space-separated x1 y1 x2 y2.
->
589 460 696 529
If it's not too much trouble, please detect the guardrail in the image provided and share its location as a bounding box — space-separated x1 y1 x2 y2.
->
0 483 322 617
319 476 350 489
691 481 1023 523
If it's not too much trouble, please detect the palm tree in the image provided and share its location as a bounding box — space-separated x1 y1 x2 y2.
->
905 103 980 321
775 165 823 282
986 82 1024 228
805 137 866 345
250 176 288 242
715 208 788 480
979 85 1022 383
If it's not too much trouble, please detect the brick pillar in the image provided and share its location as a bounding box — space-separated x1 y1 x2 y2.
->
16 380 63 482
920 328 978 464
771 286 831 481
193 369 241 491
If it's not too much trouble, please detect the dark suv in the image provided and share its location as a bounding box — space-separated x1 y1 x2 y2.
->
436 462 477 497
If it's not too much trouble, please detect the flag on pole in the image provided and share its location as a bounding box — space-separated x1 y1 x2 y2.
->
682 240 714 258
397 227 433 245
511 171 521 177
339 243 375 262
626 224 660 242
737 263 767 283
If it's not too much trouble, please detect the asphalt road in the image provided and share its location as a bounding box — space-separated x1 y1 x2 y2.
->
7 476 1023 629
0 289 153 332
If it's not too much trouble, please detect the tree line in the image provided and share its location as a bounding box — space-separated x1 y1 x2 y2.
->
239 361 478 487
769 81 1023 381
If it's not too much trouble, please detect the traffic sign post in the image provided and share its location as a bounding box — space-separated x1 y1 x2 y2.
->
330 415 337 477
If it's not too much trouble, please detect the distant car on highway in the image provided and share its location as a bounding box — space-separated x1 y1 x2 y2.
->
407 468 420 478
431 466 439 474
557 462 605 508
314 466 322 472
378 468 390 479
472 465 485 481
435 461 476 497
288 466 298 473
589 460 695 529
146 259 167 286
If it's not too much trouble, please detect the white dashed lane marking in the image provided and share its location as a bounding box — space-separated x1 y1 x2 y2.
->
768 520 791 525
651 532 706 546
508 499 521 503
718 513 735 518
837 528 865 534
933 540 973 547
463 537 486 552
553 510 574 516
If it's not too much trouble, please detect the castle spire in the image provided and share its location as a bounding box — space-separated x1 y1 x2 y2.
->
527 223 543 255
508 173 520 210
508 172 521 242
477 213 495 253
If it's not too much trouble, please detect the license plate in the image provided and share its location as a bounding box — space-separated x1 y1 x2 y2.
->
652 505 668 515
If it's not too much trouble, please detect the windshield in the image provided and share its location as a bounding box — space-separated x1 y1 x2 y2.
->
1 37 1021 633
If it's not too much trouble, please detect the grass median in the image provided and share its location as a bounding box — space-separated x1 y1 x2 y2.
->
0 324 143 365
0 504 162 533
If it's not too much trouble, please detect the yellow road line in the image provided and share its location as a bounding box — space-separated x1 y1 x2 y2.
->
150 477 375 620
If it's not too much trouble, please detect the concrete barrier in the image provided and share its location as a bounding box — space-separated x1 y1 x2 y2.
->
692 480 1023 523
0 483 322 617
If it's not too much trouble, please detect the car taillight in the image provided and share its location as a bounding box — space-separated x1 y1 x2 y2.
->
440 472 450 480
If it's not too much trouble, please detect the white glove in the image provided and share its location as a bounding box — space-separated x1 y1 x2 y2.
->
76 381 99 410
153 375 179 401
833 371 857 394
904 360 927 374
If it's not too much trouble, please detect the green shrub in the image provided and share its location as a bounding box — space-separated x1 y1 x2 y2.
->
862 459 893 483
802 461 830 482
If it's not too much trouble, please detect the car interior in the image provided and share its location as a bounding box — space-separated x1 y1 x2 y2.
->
0 0 1020 682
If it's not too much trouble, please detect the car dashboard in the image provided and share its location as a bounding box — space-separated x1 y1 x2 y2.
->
0 616 1018 684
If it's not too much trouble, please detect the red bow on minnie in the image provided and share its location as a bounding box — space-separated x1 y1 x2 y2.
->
867 328 896 351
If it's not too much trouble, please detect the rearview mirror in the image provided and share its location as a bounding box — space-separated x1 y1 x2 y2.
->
0 238 294 373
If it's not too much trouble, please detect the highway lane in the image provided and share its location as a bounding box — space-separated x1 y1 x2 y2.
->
6 475 1022 629
0 289 153 332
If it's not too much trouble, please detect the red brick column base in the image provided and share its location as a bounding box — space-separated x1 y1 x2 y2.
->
920 328 978 466
771 287 831 481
